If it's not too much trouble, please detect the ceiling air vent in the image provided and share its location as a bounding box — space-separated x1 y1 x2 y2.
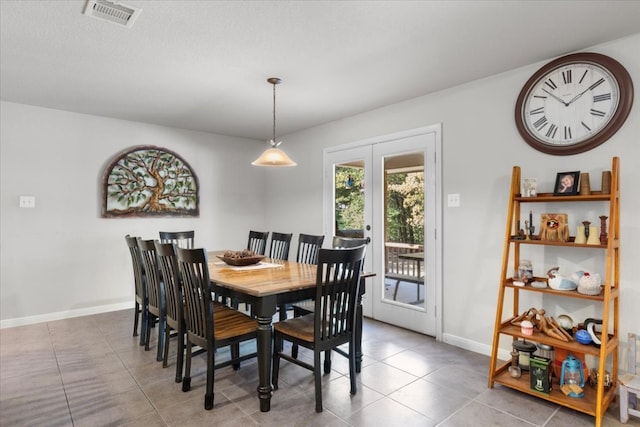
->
84 0 141 28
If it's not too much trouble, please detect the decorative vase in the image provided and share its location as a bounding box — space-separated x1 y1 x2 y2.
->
574 226 587 244
587 226 600 245
601 171 611 194
579 173 591 195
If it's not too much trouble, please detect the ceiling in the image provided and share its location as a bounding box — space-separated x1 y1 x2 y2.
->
2 1 639 141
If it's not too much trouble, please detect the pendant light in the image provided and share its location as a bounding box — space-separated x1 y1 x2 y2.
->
252 77 297 167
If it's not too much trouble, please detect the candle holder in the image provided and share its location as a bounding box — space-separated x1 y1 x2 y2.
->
599 216 608 245
582 221 591 239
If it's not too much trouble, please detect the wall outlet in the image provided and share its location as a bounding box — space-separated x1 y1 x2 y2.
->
19 195 36 208
447 193 460 207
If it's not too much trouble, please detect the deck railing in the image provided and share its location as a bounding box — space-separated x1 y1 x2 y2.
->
384 242 424 278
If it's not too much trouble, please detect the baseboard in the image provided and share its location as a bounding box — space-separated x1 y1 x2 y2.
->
442 332 510 361
0 302 134 329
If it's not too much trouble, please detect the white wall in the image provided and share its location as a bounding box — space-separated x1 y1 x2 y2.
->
1 34 638 360
0 103 268 325
263 34 640 354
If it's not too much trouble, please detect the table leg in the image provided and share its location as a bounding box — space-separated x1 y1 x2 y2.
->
254 297 276 412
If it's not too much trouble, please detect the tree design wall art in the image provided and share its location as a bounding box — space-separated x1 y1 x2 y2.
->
102 146 199 217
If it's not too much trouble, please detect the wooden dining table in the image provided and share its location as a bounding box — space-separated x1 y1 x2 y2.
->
207 251 371 412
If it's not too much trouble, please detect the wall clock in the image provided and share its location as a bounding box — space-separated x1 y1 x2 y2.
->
515 52 633 155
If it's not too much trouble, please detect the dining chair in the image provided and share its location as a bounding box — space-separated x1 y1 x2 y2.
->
620 332 640 423
154 241 186 382
296 233 325 264
282 233 325 327
125 235 149 346
272 245 366 412
247 230 269 255
269 232 293 261
159 230 195 249
138 239 166 361
177 247 258 410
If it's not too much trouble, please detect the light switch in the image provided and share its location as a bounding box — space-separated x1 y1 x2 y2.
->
19 195 35 208
447 193 460 207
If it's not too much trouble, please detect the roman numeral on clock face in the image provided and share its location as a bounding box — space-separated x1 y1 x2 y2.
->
589 78 605 91
533 116 548 130
590 109 606 117
545 124 558 139
581 121 592 132
529 107 544 115
545 79 557 90
564 126 572 140
593 93 611 102
562 70 572 84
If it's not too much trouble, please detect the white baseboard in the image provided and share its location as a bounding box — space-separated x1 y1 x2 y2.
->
0 302 134 329
442 332 510 361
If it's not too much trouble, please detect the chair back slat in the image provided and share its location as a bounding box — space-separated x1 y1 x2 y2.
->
269 232 293 260
314 246 366 345
125 235 146 302
177 247 213 344
138 239 163 314
247 230 269 255
155 241 181 326
296 233 325 264
159 230 195 249
332 236 368 249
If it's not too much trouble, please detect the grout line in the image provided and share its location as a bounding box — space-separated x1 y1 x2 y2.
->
47 321 76 427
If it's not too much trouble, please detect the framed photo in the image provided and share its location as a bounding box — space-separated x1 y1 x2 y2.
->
522 178 537 197
554 171 580 195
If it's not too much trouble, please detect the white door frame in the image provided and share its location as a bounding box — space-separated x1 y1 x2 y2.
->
323 124 443 340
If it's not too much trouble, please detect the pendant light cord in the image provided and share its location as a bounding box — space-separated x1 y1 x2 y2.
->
272 81 277 144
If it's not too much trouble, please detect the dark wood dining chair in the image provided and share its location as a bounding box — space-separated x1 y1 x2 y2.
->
247 230 269 255
138 239 166 361
159 230 195 249
280 233 326 325
272 245 366 412
154 241 186 382
177 247 258 410
125 235 149 346
296 233 325 264
269 232 293 260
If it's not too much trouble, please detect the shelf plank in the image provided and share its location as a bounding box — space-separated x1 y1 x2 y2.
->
493 369 615 417
498 322 618 357
514 193 611 202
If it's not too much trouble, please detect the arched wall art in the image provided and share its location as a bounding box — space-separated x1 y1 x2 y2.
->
102 145 199 217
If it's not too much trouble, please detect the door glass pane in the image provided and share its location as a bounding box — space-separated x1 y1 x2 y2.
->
334 162 365 238
382 153 425 307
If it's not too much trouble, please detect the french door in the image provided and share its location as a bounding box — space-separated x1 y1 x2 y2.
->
323 126 441 336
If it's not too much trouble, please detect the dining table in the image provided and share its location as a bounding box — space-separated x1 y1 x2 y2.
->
207 251 372 412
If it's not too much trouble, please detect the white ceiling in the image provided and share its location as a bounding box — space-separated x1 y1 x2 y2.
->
2 1 640 141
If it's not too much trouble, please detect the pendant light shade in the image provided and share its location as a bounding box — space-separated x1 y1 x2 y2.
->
252 77 297 167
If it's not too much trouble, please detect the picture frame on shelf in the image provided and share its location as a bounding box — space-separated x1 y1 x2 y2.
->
522 178 537 197
554 171 580 195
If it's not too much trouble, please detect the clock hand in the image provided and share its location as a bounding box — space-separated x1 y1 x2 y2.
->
542 88 568 106
566 87 591 105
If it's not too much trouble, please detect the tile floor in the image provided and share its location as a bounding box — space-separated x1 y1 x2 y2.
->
0 309 637 426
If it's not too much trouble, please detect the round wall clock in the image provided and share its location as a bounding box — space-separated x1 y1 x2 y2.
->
515 52 633 155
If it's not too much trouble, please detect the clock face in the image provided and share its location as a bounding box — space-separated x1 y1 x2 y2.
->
515 53 633 155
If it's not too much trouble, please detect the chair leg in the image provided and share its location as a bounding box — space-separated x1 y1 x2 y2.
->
144 314 152 351
314 350 323 412
156 316 166 362
349 341 357 395
393 279 401 300
133 302 140 337
182 341 192 392
174 329 184 383
139 307 148 346
620 385 629 423
272 335 281 390
204 346 215 410
291 343 299 359
162 324 171 368
323 350 332 374
231 343 240 370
